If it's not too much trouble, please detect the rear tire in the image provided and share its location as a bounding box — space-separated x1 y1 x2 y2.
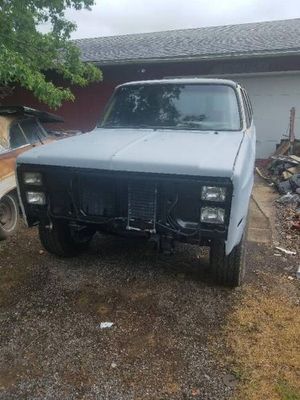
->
0 194 19 240
39 219 94 257
210 235 246 287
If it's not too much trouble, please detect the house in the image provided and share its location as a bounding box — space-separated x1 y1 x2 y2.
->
3 18 300 158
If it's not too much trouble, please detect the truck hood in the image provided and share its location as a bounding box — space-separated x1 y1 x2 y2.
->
17 128 244 178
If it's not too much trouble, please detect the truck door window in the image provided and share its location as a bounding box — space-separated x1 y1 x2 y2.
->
9 122 28 149
245 92 253 121
241 90 251 128
18 118 47 144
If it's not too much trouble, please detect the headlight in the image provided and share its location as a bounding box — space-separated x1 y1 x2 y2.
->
201 207 225 224
23 172 42 186
201 186 226 202
26 191 46 205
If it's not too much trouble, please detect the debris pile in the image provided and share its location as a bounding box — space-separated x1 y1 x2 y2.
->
268 150 300 269
268 154 300 196
256 135 300 237
274 202 300 260
269 153 300 233
260 106 300 205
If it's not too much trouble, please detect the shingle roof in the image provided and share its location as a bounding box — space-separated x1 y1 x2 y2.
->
75 18 300 65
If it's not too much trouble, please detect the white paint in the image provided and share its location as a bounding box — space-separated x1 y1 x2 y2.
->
98 322 114 329
230 73 300 158
227 128 256 253
17 128 244 178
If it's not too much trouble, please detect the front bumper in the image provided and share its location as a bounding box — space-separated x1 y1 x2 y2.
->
17 165 233 242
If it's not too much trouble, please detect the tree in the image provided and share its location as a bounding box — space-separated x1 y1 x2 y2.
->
0 1 102 108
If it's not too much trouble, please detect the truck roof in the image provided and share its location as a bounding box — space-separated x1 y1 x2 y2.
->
118 78 238 88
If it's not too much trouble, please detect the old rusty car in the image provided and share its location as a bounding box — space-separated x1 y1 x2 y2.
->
0 106 63 240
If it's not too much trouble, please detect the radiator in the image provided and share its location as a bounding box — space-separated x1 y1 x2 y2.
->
127 180 157 231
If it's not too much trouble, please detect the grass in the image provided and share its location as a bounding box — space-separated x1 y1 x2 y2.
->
222 282 300 400
277 381 300 400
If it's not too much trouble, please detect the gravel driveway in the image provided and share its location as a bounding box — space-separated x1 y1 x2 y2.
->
1 177 299 399
0 225 247 400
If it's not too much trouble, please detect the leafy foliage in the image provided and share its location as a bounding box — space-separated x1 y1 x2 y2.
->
0 0 102 108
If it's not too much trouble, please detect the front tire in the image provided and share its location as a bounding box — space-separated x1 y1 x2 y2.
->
210 235 246 287
39 219 94 257
0 194 19 240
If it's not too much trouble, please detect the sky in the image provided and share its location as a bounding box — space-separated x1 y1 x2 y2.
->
40 0 300 39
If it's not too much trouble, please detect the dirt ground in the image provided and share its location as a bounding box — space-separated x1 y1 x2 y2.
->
0 180 299 400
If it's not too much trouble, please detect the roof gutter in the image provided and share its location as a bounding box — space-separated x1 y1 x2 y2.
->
88 48 300 67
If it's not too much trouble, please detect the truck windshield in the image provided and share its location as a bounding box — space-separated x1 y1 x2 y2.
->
101 83 241 131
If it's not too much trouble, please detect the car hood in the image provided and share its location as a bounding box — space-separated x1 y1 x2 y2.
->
17 128 244 178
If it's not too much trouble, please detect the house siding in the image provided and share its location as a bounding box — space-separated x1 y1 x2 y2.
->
2 55 300 157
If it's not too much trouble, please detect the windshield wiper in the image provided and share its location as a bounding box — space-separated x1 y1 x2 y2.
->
101 123 206 130
174 123 204 130
102 124 160 129
174 115 207 130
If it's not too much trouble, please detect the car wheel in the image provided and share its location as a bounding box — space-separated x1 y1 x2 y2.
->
39 219 94 257
210 235 246 287
0 194 19 240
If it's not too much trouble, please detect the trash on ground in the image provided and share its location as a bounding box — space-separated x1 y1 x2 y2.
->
297 266 300 280
255 166 269 181
276 193 300 205
263 109 300 196
222 373 238 388
97 322 114 329
191 388 201 396
291 220 300 230
256 113 300 240
276 180 293 195
275 246 296 256
269 159 300 194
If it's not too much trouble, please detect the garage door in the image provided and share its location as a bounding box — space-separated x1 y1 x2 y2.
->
231 73 300 159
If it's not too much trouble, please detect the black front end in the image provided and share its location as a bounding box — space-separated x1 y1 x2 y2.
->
17 165 232 244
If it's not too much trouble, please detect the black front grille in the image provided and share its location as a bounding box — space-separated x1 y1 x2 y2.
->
35 167 233 237
78 174 158 231
17 161 234 240
79 175 124 217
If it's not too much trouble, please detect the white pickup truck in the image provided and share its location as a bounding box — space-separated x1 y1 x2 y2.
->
17 78 256 286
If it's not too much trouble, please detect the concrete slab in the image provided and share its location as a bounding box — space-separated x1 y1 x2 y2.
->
247 175 278 244
248 201 272 244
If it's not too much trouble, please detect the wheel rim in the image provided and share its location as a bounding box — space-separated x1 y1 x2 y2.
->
0 196 17 232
